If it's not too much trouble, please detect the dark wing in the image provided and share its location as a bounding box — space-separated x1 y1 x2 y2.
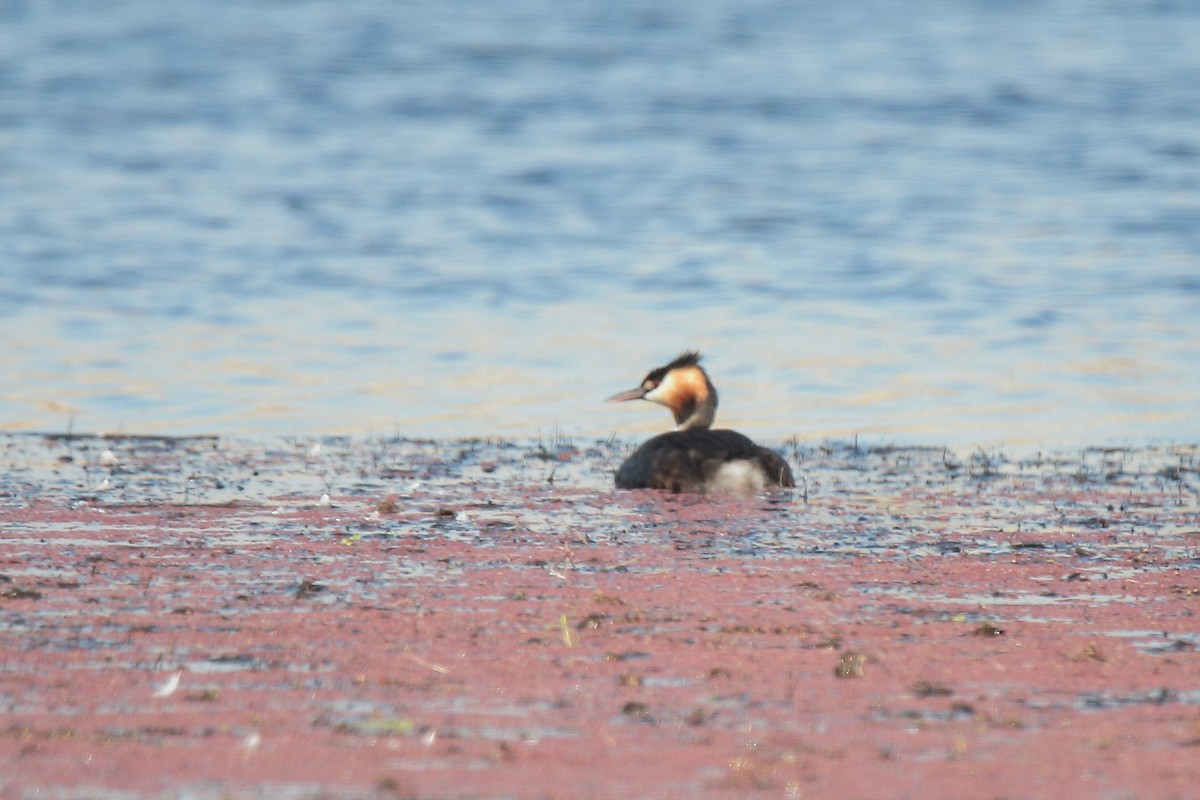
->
749 445 795 487
692 430 794 488
615 437 706 492
615 430 794 491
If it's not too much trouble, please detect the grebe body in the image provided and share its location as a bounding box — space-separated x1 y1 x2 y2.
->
608 352 794 493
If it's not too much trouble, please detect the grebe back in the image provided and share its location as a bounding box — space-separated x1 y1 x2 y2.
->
607 352 794 493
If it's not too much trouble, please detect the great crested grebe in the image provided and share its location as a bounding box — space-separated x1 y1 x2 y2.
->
608 351 795 493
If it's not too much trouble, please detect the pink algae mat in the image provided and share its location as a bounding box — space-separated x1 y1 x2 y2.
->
1 434 1199 799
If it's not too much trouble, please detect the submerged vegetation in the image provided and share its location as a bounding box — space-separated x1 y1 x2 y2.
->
0 433 1198 797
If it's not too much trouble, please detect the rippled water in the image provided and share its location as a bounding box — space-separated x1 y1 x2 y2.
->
2 0 1198 447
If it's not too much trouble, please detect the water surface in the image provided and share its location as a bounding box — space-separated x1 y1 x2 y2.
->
3 0 1198 448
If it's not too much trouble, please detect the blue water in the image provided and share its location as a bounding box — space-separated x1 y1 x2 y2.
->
2 0 1199 448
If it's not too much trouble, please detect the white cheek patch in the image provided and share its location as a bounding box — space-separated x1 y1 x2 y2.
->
643 368 684 407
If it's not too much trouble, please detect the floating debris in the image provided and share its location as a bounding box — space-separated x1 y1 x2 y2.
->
973 622 1005 637
834 651 868 679
153 671 182 698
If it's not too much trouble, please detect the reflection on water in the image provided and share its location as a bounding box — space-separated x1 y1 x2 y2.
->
2 0 1198 448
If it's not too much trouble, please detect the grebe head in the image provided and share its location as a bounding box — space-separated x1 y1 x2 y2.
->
607 351 718 431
